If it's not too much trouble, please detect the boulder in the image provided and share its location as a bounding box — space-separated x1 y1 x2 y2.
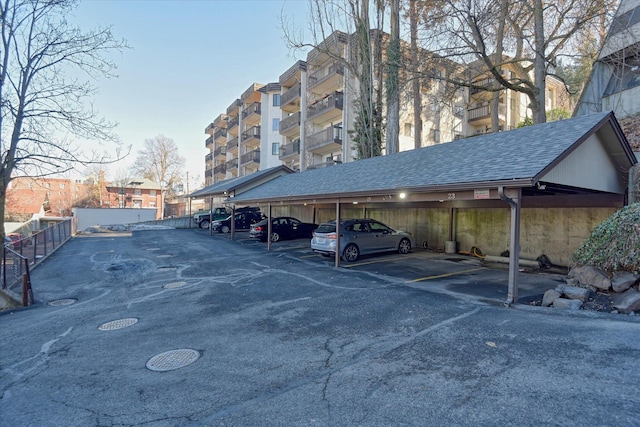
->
612 289 640 314
552 298 583 310
562 286 591 302
569 266 612 291
611 272 639 293
542 289 561 307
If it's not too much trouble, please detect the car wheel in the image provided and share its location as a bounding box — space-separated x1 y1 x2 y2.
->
270 232 280 242
221 225 230 233
199 220 209 229
342 244 359 262
398 238 411 254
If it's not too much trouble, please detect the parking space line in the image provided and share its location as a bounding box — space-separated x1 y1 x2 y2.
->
409 267 485 282
340 253 427 268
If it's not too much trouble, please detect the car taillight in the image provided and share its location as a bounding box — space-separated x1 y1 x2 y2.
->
326 233 337 240
255 226 263 231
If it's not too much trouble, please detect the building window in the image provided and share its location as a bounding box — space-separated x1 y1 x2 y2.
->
150 189 156 196
134 188 142 196
149 201 156 208
272 118 280 131
272 143 279 155
404 123 414 137
431 128 440 143
59 183 65 189
273 94 280 106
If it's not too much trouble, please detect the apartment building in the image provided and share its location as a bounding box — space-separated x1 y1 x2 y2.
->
278 60 307 171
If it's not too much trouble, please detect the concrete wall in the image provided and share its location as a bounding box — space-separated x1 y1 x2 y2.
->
72 208 158 232
273 205 617 267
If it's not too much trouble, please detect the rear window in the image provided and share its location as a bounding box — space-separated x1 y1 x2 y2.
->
315 223 336 233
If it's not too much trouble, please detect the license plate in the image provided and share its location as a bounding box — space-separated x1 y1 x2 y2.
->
316 237 326 243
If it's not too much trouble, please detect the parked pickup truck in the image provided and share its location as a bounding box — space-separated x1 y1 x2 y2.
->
193 206 261 229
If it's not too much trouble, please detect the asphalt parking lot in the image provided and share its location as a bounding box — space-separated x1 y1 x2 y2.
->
1 228 639 426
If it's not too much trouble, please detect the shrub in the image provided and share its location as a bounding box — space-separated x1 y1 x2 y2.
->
572 203 640 273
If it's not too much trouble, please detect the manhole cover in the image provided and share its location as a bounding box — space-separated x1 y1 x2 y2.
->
48 298 76 306
98 318 139 331
163 281 187 289
146 349 200 372
156 254 173 258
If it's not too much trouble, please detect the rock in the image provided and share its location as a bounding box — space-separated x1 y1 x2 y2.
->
569 266 612 291
612 289 640 314
565 278 579 287
542 289 561 307
562 286 591 302
611 272 639 293
552 298 583 310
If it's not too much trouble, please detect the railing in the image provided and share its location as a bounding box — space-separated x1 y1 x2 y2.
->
226 158 239 169
280 112 301 134
306 125 342 150
1 219 74 306
241 126 261 143
214 128 227 140
227 136 239 150
307 91 343 120
214 145 227 157
240 149 261 166
281 83 301 106
241 102 261 119
467 103 507 121
279 140 300 159
227 116 239 130
308 62 344 90
205 169 213 178
205 136 213 147
214 164 227 175
205 152 214 162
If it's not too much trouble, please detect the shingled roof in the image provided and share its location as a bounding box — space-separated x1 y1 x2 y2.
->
190 165 294 198
231 111 636 204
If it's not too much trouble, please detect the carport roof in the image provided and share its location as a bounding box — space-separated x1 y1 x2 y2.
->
190 165 294 198
230 111 636 204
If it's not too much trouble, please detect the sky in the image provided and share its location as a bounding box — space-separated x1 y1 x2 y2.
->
71 0 310 189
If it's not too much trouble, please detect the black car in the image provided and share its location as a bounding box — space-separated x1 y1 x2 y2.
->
211 211 263 233
249 216 318 242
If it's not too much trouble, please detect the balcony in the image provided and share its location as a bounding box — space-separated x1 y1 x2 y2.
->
306 125 342 154
214 145 226 159
308 61 344 94
214 128 227 142
227 136 239 154
241 102 261 126
205 136 213 149
240 149 261 167
279 111 301 136
307 91 343 124
205 152 214 162
241 126 261 149
281 83 301 112
205 168 213 178
214 163 226 175
227 116 239 135
226 158 238 170
205 122 215 134
279 139 300 161
468 103 507 126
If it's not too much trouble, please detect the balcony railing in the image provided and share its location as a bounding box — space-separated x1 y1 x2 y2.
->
214 146 226 157
205 152 214 162
205 136 213 148
241 126 261 143
468 103 507 122
279 112 301 134
241 102 261 119
205 169 213 178
308 61 344 90
226 158 238 169
281 83 301 106
214 128 227 140
306 125 342 150
240 149 261 166
227 136 239 150
227 116 239 130
279 140 300 159
214 164 226 175
307 91 343 121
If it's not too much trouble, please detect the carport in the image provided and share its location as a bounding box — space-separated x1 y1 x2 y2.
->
189 165 294 235
219 112 637 305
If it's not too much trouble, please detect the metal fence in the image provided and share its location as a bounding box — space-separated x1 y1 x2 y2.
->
1 219 74 306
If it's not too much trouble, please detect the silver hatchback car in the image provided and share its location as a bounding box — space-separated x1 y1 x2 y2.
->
311 218 414 262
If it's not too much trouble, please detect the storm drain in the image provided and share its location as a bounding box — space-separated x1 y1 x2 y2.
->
98 318 139 331
163 281 187 289
48 298 76 306
146 349 200 372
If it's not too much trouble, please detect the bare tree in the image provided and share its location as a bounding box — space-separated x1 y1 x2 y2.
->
132 135 185 218
0 0 129 239
385 0 401 154
408 0 423 149
414 0 616 124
